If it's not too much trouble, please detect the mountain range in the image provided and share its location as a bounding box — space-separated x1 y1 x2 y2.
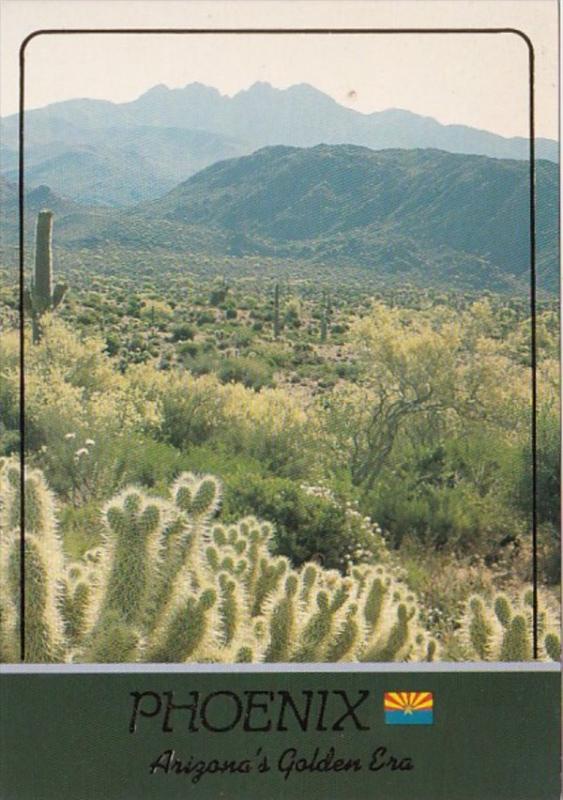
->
1 82 557 207
2 144 557 294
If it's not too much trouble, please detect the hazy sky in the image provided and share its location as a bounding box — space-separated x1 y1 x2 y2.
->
1 0 558 139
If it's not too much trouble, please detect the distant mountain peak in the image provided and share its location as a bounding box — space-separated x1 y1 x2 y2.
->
135 82 224 102
0 79 557 213
234 81 276 98
182 82 223 97
143 83 170 95
287 82 331 96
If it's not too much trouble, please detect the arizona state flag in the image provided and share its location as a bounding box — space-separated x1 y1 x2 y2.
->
384 692 434 725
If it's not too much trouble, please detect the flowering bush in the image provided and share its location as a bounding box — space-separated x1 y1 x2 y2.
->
223 474 385 571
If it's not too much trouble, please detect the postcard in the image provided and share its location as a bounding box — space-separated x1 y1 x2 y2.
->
0 1 560 798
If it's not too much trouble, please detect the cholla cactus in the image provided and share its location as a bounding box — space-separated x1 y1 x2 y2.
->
60 563 91 647
0 458 67 662
81 489 168 662
12 464 563 666
23 211 68 343
0 460 20 662
460 590 560 662
1 467 437 663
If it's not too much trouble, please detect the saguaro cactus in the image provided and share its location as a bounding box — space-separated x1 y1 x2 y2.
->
320 290 329 343
273 282 281 339
24 211 68 343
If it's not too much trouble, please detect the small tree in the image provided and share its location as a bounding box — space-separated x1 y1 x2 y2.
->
325 304 459 492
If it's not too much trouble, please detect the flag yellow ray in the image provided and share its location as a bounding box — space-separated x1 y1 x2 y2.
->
384 698 405 710
413 692 433 708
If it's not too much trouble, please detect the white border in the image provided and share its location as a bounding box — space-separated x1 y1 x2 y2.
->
1 662 559 674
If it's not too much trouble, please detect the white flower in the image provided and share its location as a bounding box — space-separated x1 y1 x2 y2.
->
75 448 89 457
85 439 95 446
65 432 76 440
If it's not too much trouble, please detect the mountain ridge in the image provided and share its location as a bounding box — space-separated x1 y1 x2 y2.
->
146 144 556 288
1 81 557 209
2 144 556 294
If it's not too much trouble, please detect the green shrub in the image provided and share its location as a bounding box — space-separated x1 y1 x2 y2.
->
513 407 559 528
170 323 195 342
175 445 265 485
159 377 224 449
196 311 215 326
59 502 104 559
0 429 19 457
177 341 199 359
111 436 185 490
186 353 219 375
223 475 383 572
210 287 228 306
233 330 254 348
104 333 120 357
218 357 273 391
367 478 509 553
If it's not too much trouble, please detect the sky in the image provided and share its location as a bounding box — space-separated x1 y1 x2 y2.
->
0 0 559 140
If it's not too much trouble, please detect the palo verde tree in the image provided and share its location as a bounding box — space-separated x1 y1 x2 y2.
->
323 303 460 492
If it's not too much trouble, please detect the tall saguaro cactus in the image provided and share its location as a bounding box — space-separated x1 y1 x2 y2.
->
273 281 281 339
24 211 68 343
320 290 328 343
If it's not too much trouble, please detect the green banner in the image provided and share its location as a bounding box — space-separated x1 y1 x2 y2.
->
0 670 559 799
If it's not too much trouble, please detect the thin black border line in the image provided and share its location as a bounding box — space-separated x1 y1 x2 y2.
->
17 26 538 662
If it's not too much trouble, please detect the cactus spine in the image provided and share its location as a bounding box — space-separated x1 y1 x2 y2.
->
0 461 20 662
0 465 441 664
5 462 558 666
461 591 560 662
2 460 559 667
24 211 68 343
0 459 67 662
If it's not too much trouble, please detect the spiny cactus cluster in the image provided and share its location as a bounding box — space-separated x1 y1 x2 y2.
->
2 459 558 664
0 459 66 662
460 590 560 662
23 211 68 343
0 461 437 664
